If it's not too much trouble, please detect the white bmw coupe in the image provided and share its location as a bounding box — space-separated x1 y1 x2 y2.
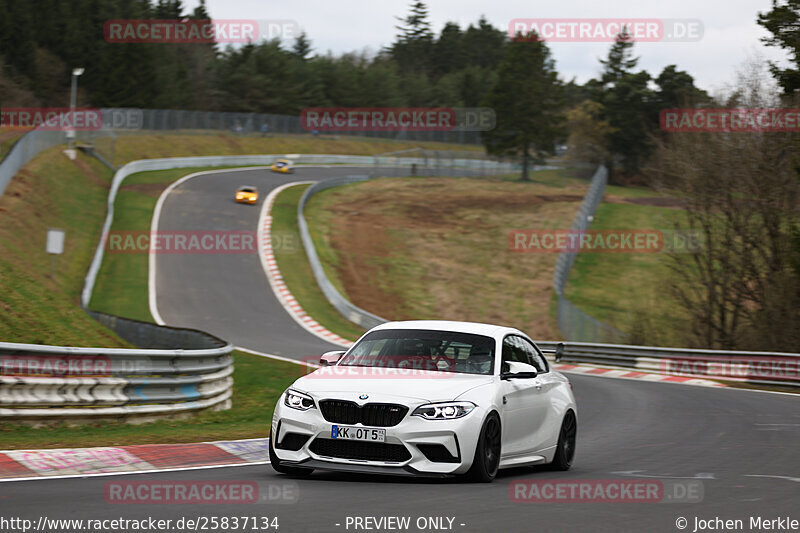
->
269 320 577 482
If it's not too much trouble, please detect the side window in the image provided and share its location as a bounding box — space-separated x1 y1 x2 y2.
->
518 337 549 373
501 336 516 366
502 336 530 366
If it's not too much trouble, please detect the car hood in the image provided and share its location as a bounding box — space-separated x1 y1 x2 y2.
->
291 366 495 403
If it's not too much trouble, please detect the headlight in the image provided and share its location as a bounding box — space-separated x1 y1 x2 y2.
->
284 389 315 411
412 401 475 420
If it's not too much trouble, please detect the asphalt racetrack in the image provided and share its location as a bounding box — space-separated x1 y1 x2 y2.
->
4 166 798 533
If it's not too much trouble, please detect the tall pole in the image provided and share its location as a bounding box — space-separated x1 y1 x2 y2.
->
68 68 84 153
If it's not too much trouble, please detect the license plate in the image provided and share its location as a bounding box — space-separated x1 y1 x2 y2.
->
330 425 386 442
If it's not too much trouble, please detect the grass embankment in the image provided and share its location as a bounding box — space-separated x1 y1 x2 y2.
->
0 130 24 160
564 195 691 346
0 148 124 346
300 172 589 340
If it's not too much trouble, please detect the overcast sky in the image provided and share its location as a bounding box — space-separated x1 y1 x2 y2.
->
182 0 788 94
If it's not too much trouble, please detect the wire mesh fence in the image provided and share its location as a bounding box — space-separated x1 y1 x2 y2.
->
553 165 627 343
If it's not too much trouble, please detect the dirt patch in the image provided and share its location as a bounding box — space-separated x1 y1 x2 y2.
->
315 177 588 339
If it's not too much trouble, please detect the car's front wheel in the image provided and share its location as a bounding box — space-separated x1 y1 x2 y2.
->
268 431 313 477
467 412 501 482
549 410 577 471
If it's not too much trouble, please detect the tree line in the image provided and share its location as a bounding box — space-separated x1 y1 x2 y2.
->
1 1 708 179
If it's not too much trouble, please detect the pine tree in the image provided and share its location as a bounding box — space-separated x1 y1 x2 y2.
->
390 1 434 72
482 32 564 181
293 32 313 61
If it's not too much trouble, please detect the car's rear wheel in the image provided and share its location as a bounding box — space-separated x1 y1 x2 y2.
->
549 410 577 471
268 431 313 477
467 413 501 482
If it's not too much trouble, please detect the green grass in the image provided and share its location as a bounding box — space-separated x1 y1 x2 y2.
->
0 148 126 346
272 184 366 341
0 132 24 160
564 201 691 346
0 351 305 449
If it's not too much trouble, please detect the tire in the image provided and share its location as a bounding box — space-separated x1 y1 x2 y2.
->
549 410 577 471
268 432 313 477
466 412 502 482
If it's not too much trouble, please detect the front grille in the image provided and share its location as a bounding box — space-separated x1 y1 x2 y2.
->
276 432 310 451
309 438 411 462
319 400 408 427
416 443 460 463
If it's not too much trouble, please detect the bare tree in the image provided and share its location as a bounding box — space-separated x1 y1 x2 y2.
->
655 63 800 350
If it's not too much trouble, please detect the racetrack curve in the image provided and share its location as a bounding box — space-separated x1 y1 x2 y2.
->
4 167 798 533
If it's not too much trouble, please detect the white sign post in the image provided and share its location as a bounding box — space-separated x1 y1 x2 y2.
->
46 229 65 278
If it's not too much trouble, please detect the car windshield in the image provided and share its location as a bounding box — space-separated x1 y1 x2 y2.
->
239 187 255 192
339 329 495 375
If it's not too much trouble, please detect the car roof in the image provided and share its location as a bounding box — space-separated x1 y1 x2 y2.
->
370 320 523 339
238 185 257 190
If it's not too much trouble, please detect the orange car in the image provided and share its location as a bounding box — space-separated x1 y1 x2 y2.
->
270 158 294 174
235 185 259 205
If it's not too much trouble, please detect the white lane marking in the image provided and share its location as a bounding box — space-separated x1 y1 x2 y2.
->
0 460 270 483
235 346 317 368
744 474 800 483
611 470 716 479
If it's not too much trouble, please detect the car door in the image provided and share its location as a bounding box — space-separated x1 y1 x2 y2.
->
499 335 548 457
517 336 559 452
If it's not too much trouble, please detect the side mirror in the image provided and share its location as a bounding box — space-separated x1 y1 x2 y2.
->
319 350 345 366
554 342 565 363
500 361 538 380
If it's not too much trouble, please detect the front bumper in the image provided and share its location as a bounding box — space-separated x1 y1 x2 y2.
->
271 398 483 476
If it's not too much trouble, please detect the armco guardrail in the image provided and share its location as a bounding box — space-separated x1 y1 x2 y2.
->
0 326 234 420
552 165 626 343
298 176 388 330
537 341 800 388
